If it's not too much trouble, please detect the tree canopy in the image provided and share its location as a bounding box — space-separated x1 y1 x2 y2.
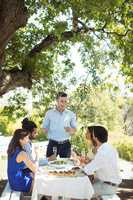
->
0 0 132 96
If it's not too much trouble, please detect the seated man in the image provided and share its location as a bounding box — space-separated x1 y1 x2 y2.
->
82 125 122 198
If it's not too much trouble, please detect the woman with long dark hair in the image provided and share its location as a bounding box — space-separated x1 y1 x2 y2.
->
7 129 37 192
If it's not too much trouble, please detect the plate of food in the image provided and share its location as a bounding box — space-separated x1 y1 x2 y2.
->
48 167 85 177
48 169 76 177
49 158 69 165
49 158 74 166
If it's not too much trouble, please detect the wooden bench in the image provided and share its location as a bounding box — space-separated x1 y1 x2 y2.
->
0 182 21 200
101 194 121 200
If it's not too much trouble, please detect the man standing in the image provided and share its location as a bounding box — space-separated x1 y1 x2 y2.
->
42 92 77 158
82 125 121 198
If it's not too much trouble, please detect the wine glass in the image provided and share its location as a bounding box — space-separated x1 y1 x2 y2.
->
64 118 69 129
79 149 86 166
53 146 57 156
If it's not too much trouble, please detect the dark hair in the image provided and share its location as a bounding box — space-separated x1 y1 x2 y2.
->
21 118 37 133
87 126 94 141
7 129 29 157
56 92 67 100
87 125 108 143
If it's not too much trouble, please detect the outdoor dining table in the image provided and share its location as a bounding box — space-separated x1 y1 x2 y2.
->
31 159 94 200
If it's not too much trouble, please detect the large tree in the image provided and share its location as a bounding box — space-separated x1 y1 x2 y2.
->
0 0 132 96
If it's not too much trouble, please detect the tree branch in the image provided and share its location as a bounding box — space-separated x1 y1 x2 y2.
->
102 29 130 37
0 68 32 96
28 34 57 57
28 30 78 57
72 9 78 32
28 21 130 58
78 19 130 37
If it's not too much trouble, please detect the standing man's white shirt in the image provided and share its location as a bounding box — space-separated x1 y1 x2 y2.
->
83 143 122 185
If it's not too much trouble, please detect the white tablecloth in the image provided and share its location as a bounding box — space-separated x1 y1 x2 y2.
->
32 172 94 200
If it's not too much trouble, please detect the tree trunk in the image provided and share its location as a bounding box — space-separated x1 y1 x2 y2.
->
0 0 29 96
0 0 28 65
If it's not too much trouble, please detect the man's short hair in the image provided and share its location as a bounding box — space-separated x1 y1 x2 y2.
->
87 125 108 143
56 92 67 99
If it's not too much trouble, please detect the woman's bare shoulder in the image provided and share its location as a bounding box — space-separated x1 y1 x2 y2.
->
16 150 27 162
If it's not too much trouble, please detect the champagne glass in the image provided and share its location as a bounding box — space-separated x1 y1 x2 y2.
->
81 149 86 157
34 145 40 160
80 149 86 165
87 149 94 160
64 118 69 130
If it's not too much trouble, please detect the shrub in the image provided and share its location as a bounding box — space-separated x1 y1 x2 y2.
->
71 129 91 155
115 141 133 161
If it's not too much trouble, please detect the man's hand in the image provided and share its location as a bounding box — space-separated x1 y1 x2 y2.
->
48 154 56 161
64 127 76 135
64 127 71 132
79 156 91 166
42 128 48 133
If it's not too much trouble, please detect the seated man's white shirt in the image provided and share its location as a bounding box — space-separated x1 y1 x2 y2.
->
83 143 122 185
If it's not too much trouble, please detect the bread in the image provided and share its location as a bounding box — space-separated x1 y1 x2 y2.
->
48 170 76 177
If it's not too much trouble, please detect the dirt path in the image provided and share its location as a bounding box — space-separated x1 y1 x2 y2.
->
117 179 133 200
0 180 7 196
